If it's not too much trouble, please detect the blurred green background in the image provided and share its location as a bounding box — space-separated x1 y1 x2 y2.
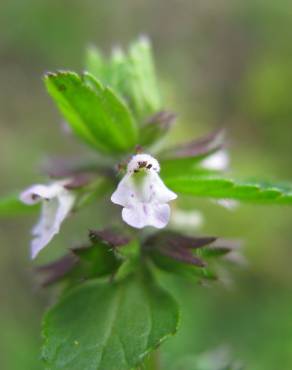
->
1 0 292 369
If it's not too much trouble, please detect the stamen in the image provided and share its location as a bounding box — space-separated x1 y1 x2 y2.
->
138 161 147 168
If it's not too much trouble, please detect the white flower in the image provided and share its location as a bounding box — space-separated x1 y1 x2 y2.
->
170 209 204 231
201 149 229 171
20 180 75 259
111 154 177 229
215 199 239 210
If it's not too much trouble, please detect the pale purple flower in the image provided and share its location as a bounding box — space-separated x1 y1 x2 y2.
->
111 154 177 229
20 180 75 259
216 199 239 210
201 149 229 171
170 209 203 231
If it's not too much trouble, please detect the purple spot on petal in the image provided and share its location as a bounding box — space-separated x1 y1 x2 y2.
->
157 212 167 223
143 204 148 216
155 207 169 224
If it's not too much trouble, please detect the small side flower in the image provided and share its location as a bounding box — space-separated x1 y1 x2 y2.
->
201 149 229 171
111 154 177 229
20 181 76 259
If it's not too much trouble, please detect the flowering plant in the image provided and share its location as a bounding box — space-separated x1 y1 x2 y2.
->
1 37 292 370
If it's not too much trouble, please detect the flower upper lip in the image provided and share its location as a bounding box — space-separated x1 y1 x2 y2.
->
127 153 160 174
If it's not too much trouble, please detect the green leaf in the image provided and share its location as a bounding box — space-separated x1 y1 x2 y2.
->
37 239 125 288
114 239 140 260
198 246 232 259
42 270 179 370
44 71 138 154
163 174 292 204
109 47 129 95
72 242 120 280
114 259 137 282
85 46 128 92
85 37 161 121
0 193 39 217
126 37 161 119
85 46 109 85
151 252 217 282
113 240 140 282
160 158 218 178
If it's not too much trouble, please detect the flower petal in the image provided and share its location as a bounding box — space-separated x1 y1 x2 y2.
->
22 183 76 259
201 150 229 171
122 203 170 229
31 201 59 259
151 203 171 228
32 198 59 236
54 190 75 230
111 153 176 230
20 183 64 205
170 209 203 230
215 199 239 210
111 174 134 207
122 205 145 229
147 172 177 203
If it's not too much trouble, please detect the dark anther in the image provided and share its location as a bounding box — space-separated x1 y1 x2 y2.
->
146 164 152 169
134 169 139 173
138 161 147 168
